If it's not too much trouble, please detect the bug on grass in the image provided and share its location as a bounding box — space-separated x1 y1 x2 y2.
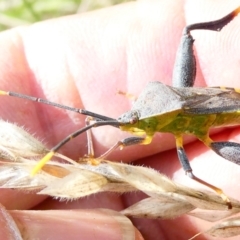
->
1 6 240 208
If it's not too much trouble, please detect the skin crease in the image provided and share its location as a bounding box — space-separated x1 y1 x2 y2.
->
0 0 240 239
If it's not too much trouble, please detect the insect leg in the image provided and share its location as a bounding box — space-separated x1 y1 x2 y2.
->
98 136 150 159
80 116 104 166
210 142 240 165
175 135 231 208
117 90 137 101
199 135 240 165
85 117 95 158
31 120 120 176
172 6 240 88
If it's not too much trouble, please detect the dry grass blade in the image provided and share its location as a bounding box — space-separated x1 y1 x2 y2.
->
189 217 240 239
205 217 240 238
121 191 240 221
1 121 240 239
40 170 109 198
0 161 58 190
0 119 48 161
121 197 195 219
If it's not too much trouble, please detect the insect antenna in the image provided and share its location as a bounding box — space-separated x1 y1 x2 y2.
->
0 90 121 174
0 90 114 121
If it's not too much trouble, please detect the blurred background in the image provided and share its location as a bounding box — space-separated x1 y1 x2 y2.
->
0 0 133 31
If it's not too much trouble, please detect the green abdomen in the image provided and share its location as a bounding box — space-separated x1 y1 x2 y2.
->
157 111 240 136
124 111 240 138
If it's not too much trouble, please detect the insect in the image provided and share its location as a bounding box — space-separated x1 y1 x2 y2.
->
1 6 240 208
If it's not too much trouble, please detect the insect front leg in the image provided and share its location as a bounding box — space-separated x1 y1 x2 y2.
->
82 116 121 166
175 135 232 208
85 116 97 159
81 116 104 166
98 136 150 159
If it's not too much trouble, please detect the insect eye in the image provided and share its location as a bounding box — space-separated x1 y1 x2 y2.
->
129 111 139 124
130 117 137 124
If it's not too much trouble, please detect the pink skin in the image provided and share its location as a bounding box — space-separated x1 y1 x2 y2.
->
0 0 240 239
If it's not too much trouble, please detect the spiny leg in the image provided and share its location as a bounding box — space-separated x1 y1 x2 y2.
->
211 142 240 165
175 135 232 209
173 6 240 88
202 136 240 166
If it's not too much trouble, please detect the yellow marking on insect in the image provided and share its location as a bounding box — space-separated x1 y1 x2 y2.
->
234 88 240 93
31 151 55 176
219 86 227 90
0 90 8 95
141 135 153 145
195 91 203 95
199 136 213 147
234 6 240 16
119 142 125 150
88 158 101 166
175 135 183 148
218 86 240 93
193 174 232 209
117 90 137 101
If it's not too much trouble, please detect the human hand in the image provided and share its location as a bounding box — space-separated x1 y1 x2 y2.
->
0 0 240 239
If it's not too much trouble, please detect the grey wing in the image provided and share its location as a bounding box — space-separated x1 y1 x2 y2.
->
179 88 240 114
130 82 240 118
131 82 185 118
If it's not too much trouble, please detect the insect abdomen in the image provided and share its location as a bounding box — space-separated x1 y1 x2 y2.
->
213 111 240 127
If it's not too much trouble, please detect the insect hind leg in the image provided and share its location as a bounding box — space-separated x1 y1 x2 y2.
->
175 135 232 208
201 135 240 165
210 141 240 165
